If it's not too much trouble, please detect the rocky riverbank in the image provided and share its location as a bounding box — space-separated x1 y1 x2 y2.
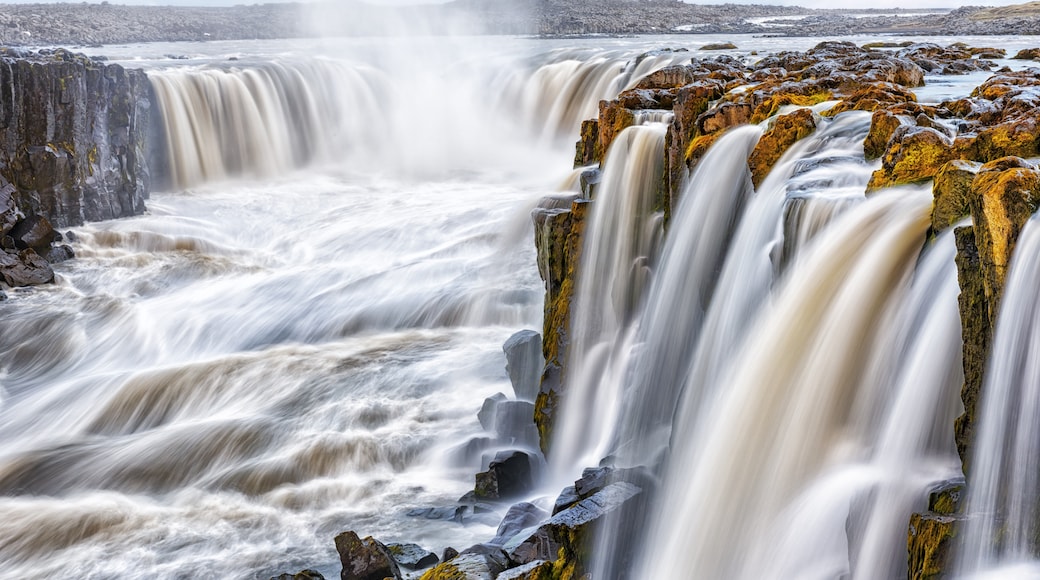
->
271 39 1040 580
0 47 150 294
0 1 1039 44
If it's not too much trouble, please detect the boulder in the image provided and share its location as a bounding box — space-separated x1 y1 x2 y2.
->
597 101 635 162
334 531 402 580
474 451 534 500
0 249 54 286
269 571 325 580
748 108 817 188
386 543 438 570
496 560 553 580
441 547 459 563
0 180 20 237
9 214 56 252
1012 47 1040 60
478 393 507 432
490 502 550 546
503 330 543 402
701 42 737 50
419 553 492 580
45 244 75 264
864 108 913 160
866 126 955 192
697 102 753 135
504 482 642 572
825 82 917 116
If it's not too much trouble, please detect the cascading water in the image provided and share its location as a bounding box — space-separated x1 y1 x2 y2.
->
635 187 962 579
955 214 1040 578
547 123 667 474
150 60 387 189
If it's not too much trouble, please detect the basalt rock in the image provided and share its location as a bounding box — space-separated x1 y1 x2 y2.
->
1013 47 1040 60
907 512 964 580
0 248 53 286
748 108 817 188
574 119 598 167
386 543 439 570
597 100 635 165
334 531 402 580
954 226 990 473
0 50 151 229
824 82 917 116
419 553 494 580
931 160 981 233
474 450 534 501
966 157 1040 323
503 330 544 403
532 198 588 454
270 571 325 580
866 126 955 192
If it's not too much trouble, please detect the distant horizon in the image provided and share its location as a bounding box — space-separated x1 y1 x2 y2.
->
0 0 1029 9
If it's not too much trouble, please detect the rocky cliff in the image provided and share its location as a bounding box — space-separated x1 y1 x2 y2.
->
0 48 151 290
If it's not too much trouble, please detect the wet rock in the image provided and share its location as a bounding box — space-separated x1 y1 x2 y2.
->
0 180 19 236
574 119 598 167
419 553 492 580
0 248 53 286
967 157 1040 320
334 531 402 580
579 168 600 198
932 160 981 233
748 108 817 188
633 65 700 90
866 126 955 192
697 101 753 135
907 512 964 580
700 42 737 50
597 100 635 162
386 543 438 570
493 400 538 446
441 547 459 563
496 560 553 580
1012 47 1040 60
474 450 534 500
44 244 74 264
954 226 990 472
504 482 642 573
478 393 507 432
9 214 56 251
460 544 510 576
927 477 965 515
615 87 676 111
825 82 917 116
407 505 465 522
552 485 579 515
269 571 325 580
532 199 588 454
490 502 549 546
503 330 543 403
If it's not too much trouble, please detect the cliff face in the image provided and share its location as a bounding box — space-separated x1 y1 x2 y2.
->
0 49 151 290
0 48 151 229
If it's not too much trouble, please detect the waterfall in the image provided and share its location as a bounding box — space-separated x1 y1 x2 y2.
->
632 187 962 579
956 214 1040 577
150 60 386 190
547 123 666 474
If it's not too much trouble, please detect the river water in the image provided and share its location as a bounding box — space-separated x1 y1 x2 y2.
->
1 32 1040 579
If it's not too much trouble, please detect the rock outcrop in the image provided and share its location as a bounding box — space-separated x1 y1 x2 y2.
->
0 49 151 289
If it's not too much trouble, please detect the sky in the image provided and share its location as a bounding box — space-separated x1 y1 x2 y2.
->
0 0 1029 9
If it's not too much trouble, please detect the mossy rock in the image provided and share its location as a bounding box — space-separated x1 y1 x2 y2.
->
953 225 990 472
701 42 737 50
750 91 831 124
824 82 916 116
597 101 635 162
931 160 981 233
573 119 599 167
698 101 753 135
967 157 1040 320
1012 47 1040 60
419 553 493 580
748 108 817 188
866 126 954 192
971 117 1040 162
907 512 964 580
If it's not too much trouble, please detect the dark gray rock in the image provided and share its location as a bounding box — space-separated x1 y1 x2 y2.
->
386 542 438 570
503 330 543 402
442 547 460 563
504 482 642 565
478 393 507 432
460 544 511 576
552 485 579 515
474 450 534 501
269 571 325 580
0 180 19 237
334 531 402 580
0 248 53 286
497 560 552 580
490 502 549 546
9 214 56 251
45 244 74 264
493 400 538 446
